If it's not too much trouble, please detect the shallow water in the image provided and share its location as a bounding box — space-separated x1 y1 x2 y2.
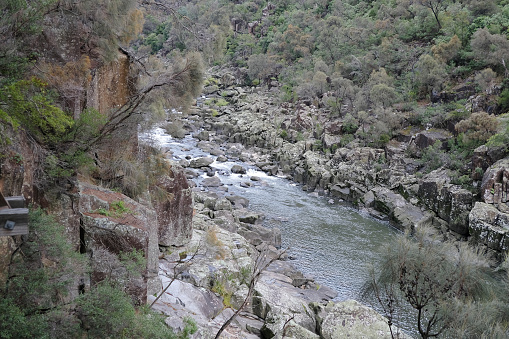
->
142 128 416 336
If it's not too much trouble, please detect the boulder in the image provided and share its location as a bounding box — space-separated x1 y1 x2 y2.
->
193 130 210 141
238 224 281 248
202 176 222 187
252 271 317 333
231 164 247 174
469 202 509 254
235 210 264 224
190 157 214 168
481 158 509 205
322 134 342 150
372 187 432 231
319 300 410 339
412 129 451 150
226 195 250 209
216 155 228 162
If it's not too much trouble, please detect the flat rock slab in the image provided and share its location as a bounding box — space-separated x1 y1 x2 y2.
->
320 300 411 339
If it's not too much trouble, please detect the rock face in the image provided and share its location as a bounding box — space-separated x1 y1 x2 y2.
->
481 158 509 207
195 82 509 258
154 165 193 247
319 300 410 339
78 181 160 303
418 169 473 235
469 202 509 254
467 159 509 259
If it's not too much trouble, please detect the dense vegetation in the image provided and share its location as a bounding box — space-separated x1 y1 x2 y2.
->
137 0 509 187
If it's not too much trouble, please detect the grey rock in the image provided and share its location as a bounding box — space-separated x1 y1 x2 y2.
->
216 155 228 162
193 130 210 141
231 164 247 174
469 202 509 254
153 167 193 247
202 176 222 187
226 195 249 209
190 157 214 168
372 187 432 231
320 300 410 339
179 159 190 168
214 198 232 211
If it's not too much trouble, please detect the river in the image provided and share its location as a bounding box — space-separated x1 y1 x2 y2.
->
143 127 416 336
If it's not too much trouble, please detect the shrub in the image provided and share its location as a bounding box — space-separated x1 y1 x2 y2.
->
455 111 499 146
499 89 509 113
364 227 499 339
0 78 74 144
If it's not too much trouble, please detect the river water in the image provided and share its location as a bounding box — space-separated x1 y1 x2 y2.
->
143 128 415 336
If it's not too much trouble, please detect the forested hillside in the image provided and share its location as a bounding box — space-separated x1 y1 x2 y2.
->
136 0 509 186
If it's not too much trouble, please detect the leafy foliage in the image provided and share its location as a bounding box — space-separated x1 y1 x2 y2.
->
0 78 74 144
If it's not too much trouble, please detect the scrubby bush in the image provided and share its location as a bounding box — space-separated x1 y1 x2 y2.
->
365 226 504 339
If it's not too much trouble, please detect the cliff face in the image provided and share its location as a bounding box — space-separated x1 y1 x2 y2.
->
0 41 194 301
87 52 132 116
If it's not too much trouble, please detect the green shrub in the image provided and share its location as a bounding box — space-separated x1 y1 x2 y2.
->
280 129 288 139
0 78 74 144
499 89 509 113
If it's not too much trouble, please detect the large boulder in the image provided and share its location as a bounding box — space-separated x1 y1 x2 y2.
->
252 270 317 335
79 182 160 302
469 202 509 255
372 187 431 231
190 157 214 168
154 166 193 247
319 300 410 339
412 129 451 150
231 164 247 174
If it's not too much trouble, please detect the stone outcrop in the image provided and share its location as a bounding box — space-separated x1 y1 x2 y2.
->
481 158 509 208
154 165 193 247
317 300 410 339
469 202 509 255
194 76 509 259
78 181 160 303
418 169 473 235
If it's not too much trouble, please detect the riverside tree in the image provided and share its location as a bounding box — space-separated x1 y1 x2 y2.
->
364 226 506 338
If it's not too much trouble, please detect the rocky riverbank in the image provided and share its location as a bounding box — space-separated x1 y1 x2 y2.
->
176 68 509 262
143 130 410 338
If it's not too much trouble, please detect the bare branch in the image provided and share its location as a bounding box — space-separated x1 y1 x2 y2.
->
150 243 201 309
214 248 287 339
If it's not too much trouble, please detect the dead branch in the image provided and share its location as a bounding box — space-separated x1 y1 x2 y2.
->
214 248 287 339
149 243 200 309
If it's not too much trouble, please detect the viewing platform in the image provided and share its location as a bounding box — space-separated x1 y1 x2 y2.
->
0 192 28 237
